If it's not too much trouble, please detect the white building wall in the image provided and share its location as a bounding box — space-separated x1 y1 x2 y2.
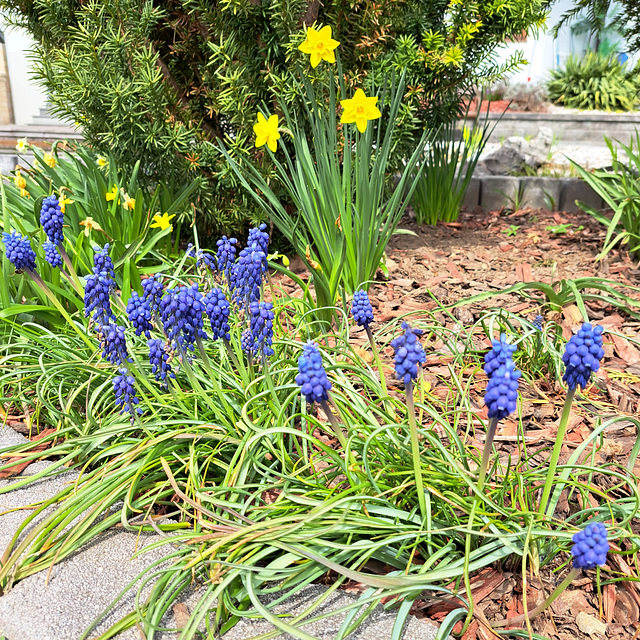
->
495 0 637 85
1 20 49 125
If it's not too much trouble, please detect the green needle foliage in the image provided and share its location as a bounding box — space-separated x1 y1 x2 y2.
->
0 0 548 235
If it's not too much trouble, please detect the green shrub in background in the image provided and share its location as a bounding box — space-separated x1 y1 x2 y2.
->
546 52 639 111
0 0 548 236
570 134 640 260
1 143 200 323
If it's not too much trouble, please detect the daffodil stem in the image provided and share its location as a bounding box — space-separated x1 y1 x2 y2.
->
405 380 427 522
491 567 581 628
538 387 576 517
26 269 95 350
477 416 499 492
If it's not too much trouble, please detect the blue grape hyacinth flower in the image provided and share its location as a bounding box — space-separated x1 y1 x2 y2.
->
2 231 36 272
216 236 237 276
562 322 605 391
247 224 269 272
160 283 207 353
40 195 64 246
391 322 426 386
98 323 131 367
533 315 543 331
351 290 374 328
113 368 141 418
571 522 609 570
203 289 231 341
249 301 275 357
126 291 153 338
296 341 332 404
84 272 115 324
231 244 265 304
484 333 517 377
196 249 216 272
484 359 522 420
93 244 115 280
148 338 174 386
43 240 62 268
142 275 164 311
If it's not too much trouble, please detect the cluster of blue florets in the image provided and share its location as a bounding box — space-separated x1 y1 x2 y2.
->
533 315 543 331
351 290 374 328
142 275 164 311
126 291 153 338
43 240 62 268
2 231 37 272
196 249 216 272
203 289 231 341
231 244 266 305
148 338 174 386
248 301 274 357
216 236 237 277
84 245 116 325
391 322 426 386
571 522 609 569
159 283 207 353
113 370 141 416
40 195 64 246
562 323 605 391
483 334 520 421
98 323 131 366
247 223 269 273
296 341 332 404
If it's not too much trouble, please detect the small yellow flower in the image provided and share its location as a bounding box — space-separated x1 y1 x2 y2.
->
298 25 340 68
13 170 26 191
15 138 27 153
59 195 73 213
79 217 104 237
43 152 56 168
253 113 280 153
121 190 136 211
20 188 29 198
105 185 120 204
97 156 108 168
340 89 382 133
150 212 175 231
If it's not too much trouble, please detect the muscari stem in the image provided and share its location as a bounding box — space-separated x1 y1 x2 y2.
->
405 380 427 522
491 567 581 628
26 269 95 350
319 398 349 451
365 325 389 405
477 416 499 492
57 243 84 296
538 387 576 517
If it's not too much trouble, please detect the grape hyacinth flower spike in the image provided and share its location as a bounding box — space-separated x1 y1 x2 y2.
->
479 351 521 490
249 301 275 360
126 291 153 338
40 195 64 246
540 322 605 515
391 322 427 518
142 275 164 312
43 240 62 268
493 522 610 629
296 341 347 449
2 231 36 273
216 236 237 283
148 338 174 388
351 291 386 396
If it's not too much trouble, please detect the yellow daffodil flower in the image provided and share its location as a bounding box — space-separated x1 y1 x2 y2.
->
13 171 26 191
59 195 73 213
253 113 280 153
298 26 340 68
150 212 175 231
79 217 103 237
106 185 120 204
15 138 27 153
340 89 382 133
20 188 29 198
121 190 136 211
43 152 56 168
97 156 108 168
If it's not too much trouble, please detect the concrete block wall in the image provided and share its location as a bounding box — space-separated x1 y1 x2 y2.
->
464 176 605 212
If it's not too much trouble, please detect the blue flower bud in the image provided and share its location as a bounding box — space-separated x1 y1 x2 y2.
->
562 323 605 390
571 522 609 569
351 290 374 328
295 341 332 404
391 322 426 385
